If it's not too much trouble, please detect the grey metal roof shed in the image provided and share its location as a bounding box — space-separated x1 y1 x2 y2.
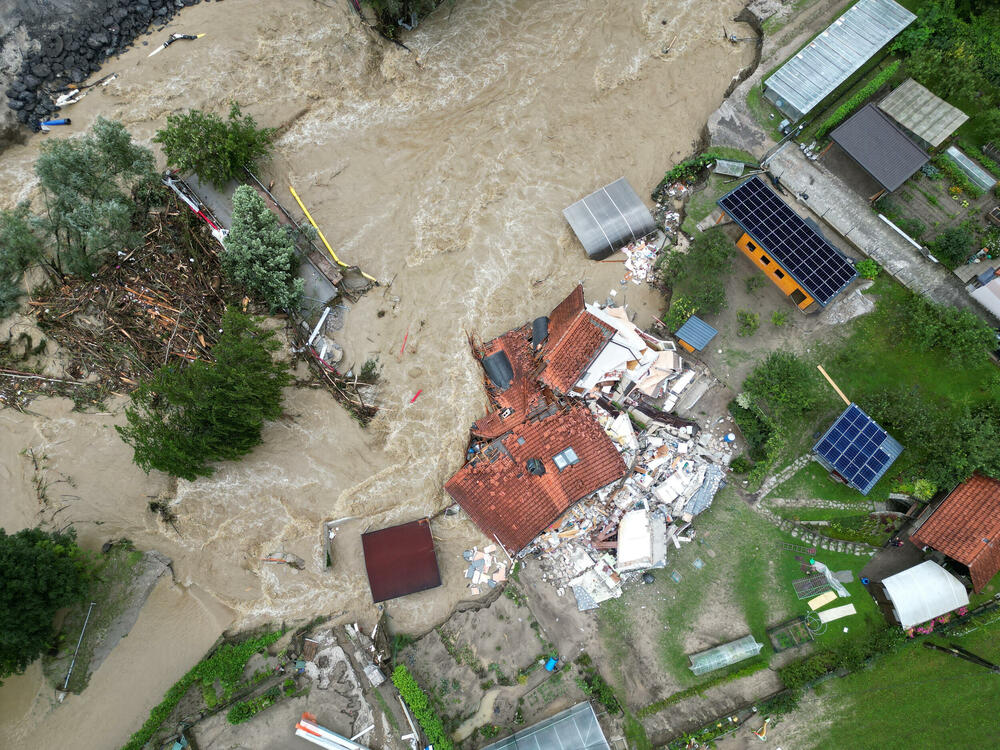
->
674 316 717 352
563 178 656 260
483 701 611 750
830 104 929 192
877 79 969 149
763 0 915 120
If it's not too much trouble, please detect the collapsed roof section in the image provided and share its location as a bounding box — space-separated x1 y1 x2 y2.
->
445 404 627 553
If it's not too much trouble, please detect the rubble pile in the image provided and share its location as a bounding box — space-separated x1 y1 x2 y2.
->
527 399 734 611
653 181 688 235
462 544 508 596
622 239 662 285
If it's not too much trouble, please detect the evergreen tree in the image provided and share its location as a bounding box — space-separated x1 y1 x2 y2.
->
223 185 303 311
116 308 291 480
34 117 156 278
153 103 275 188
0 527 89 679
0 203 44 316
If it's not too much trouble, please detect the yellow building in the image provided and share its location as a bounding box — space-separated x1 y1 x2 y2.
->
717 177 857 312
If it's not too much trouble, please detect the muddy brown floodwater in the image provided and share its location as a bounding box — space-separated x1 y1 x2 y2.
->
0 0 754 746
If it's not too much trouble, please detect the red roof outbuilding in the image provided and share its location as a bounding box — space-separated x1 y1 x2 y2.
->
361 519 442 602
446 404 626 552
910 474 1000 593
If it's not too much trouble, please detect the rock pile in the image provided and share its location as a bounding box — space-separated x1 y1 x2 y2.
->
3 0 203 132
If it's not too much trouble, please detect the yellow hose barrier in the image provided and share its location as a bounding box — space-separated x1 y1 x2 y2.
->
288 186 377 284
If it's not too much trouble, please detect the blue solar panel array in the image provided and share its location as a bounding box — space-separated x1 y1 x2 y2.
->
813 404 903 495
718 177 858 306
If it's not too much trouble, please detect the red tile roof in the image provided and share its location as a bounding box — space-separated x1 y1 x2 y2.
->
472 325 543 439
546 284 585 348
910 474 1000 593
446 404 626 552
539 311 614 394
361 519 442 602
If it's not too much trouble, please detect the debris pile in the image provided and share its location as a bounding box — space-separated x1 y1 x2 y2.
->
462 544 508 596
528 398 733 611
653 181 688 234
622 239 662 285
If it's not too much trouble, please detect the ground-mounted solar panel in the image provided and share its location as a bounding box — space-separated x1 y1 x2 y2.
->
813 404 903 495
718 177 858 306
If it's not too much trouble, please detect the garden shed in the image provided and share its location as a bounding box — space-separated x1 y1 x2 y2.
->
762 0 915 121
688 635 763 675
361 518 441 603
813 403 902 495
879 561 969 629
674 315 717 352
483 701 610 750
829 104 929 193
877 78 968 149
563 178 656 260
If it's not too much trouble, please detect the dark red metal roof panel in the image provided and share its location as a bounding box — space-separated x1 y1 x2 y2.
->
362 519 442 603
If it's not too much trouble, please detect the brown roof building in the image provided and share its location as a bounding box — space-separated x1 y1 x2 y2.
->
909 474 1000 593
361 518 442 603
446 403 626 552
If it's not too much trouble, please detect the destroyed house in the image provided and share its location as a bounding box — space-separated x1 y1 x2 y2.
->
909 474 1000 593
718 177 857 311
446 403 627 553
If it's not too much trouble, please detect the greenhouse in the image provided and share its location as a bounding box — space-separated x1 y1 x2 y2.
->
688 635 763 675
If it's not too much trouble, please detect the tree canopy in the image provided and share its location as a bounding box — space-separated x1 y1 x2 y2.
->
223 186 303 311
154 103 275 188
0 527 89 679
116 308 291 480
0 203 44 316
33 117 156 278
660 228 734 329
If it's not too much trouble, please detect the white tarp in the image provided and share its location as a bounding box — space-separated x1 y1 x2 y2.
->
616 509 653 572
882 560 969 629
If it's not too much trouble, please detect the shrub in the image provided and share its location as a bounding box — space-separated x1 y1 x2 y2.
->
661 228 734 323
392 665 454 750
574 656 621 714
0 203 44 316
638 659 768 717
154 102 275 188
745 275 766 294
743 351 821 417
771 310 788 327
736 310 760 337
729 454 754 474
223 185 303 311
816 61 900 138
116 308 291 479
856 259 880 279
932 154 983 199
927 225 975 269
663 294 699 333
779 623 904 693
892 294 995 364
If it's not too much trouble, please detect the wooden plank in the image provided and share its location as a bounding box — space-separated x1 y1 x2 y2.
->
818 603 857 623
808 590 837 610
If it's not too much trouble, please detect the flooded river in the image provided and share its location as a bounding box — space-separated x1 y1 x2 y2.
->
0 0 753 745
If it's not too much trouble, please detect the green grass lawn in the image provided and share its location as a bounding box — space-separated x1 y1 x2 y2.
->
805 621 1000 749
601 485 881 704
770 462 882 504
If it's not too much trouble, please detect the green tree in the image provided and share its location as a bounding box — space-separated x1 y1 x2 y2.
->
116 308 291 480
743 351 822 417
661 228 734 321
892 293 995 365
0 203 44 316
154 103 275 188
928 226 975 269
0 527 89 679
223 186 303 311
34 117 155 278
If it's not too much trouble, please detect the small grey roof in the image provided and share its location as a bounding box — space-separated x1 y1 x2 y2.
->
877 79 968 148
563 178 656 260
483 701 611 750
674 315 717 351
830 104 929 192
714 159 745 177
763 0 915 118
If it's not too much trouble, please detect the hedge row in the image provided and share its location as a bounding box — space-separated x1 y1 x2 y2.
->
392 665 453 750
120 630 282 750
637 658 768 718
816 61 900 138
777 623 903 693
